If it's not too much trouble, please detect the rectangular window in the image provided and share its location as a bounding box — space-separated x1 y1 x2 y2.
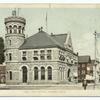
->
47 50 52 60
40 50 45 60
47 55 52 60
47 50 52 54
40 55 45 60
34 51 38 55
9 53 12 61
22 51 26 56
22 51 27 61
40 50 45 54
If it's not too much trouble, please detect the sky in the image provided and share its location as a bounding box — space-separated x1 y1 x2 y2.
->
0 8 100 59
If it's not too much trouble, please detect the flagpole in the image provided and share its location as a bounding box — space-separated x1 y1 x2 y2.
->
17 8 19 16
45 4 51 32
46 12 48 32
93 31 97 89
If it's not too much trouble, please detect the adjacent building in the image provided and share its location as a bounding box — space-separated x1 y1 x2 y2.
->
0 64 6 84
78 55 92 82
5 10 78 85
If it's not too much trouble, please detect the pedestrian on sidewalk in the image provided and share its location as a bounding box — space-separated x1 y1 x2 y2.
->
82 79 87 90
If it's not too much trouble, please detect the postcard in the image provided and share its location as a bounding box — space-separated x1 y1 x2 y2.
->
0 3 100 96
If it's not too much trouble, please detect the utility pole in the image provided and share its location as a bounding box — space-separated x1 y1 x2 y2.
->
93 31 97 89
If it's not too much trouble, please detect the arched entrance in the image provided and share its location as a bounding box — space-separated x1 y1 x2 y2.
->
67 69 71 82
22 66 27 83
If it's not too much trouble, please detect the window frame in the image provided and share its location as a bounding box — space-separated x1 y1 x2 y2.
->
34 67 38 80
47 66 52 80
9 71 12 80
22 51 27 61
41 67 45 80
9 53 12 61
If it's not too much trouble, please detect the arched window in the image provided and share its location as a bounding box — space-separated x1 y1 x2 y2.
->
22 66 27 83
22 27 24 34
18 26 21 34
9 71 12 80
6 26 8 33
67 69 71 81
9 26 12 33
13 25 17 33
9 53 12 61
47 66 52 80
34 67 38 80
67 69 70 78
41 67 45 80
9 40 11 45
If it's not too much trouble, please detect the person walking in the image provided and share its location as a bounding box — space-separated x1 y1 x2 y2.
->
82 79 87 90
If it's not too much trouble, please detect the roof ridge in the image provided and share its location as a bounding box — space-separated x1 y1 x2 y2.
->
79 55 90 57
51 33 67 36
43 31 62 47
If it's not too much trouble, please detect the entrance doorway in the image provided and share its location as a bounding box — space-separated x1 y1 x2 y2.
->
67 69 71 82
22 66 27 83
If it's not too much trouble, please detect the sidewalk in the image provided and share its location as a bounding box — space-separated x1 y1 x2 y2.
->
0 83 82 87
0 83 83 90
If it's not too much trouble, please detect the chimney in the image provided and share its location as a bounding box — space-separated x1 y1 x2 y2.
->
51 33 53 36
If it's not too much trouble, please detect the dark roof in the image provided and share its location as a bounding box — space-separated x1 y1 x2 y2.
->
19 31 67 50
78 55 91 63
51 34 67 47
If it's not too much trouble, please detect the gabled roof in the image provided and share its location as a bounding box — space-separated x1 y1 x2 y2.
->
19 31 67 50
51 34 67 47
78 55 91 63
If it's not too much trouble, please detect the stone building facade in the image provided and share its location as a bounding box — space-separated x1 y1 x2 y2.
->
5 10 78 85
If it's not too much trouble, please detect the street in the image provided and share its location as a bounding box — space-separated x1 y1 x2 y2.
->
0 83 99 90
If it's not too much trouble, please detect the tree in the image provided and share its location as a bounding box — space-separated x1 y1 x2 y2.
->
0 37 5 64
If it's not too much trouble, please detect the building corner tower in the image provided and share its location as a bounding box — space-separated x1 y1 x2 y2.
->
5 10 26 85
